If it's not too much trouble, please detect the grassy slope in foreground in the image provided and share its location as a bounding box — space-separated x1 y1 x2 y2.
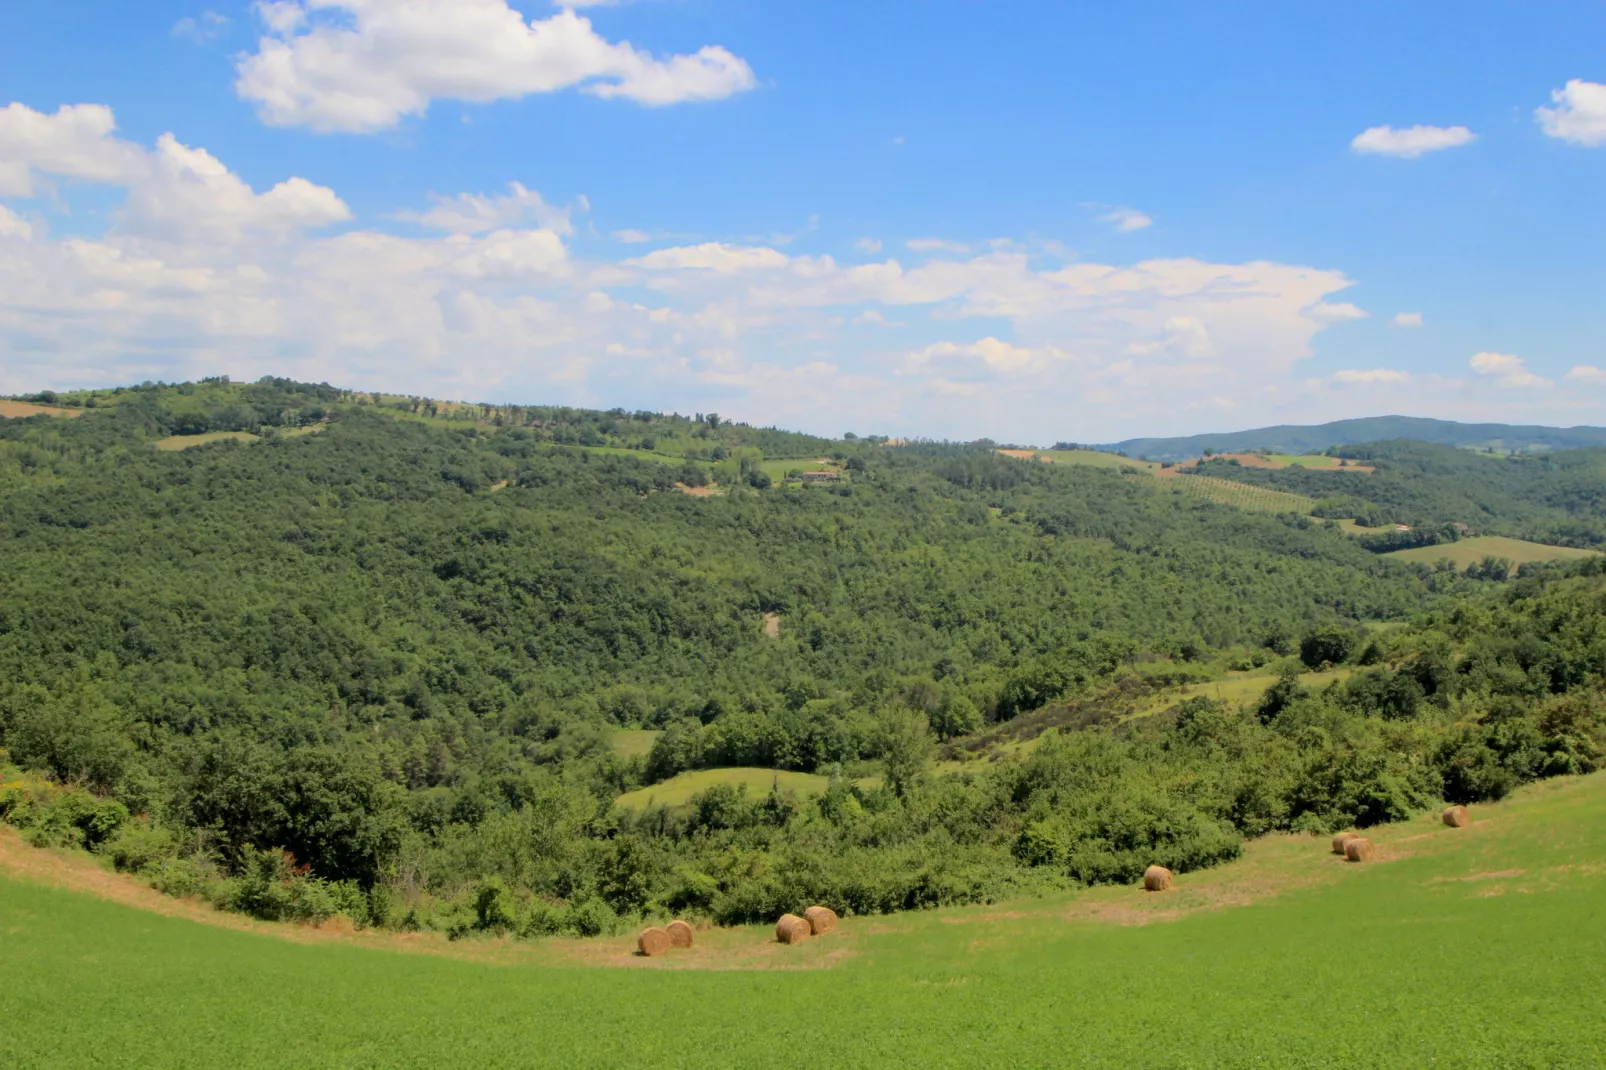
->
1386 534 1602 570
5 774 1606 1068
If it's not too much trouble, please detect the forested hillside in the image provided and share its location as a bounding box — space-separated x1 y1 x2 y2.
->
1191 440 1606 549
2 380 1604 939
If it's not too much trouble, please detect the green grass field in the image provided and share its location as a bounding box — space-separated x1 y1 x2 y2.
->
4 772 1606 1067
1385 535 1602 570
613 767 875 809
1129 667 1355 718
154 431 262 451
1017 448 1161 472
610 729 662 759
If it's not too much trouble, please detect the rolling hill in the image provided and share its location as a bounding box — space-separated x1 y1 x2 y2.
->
1103 416 1606 462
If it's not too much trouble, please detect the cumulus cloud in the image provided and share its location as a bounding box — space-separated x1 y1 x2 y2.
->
403 182 573 235
1306 301 1368 324
1470 351 1552 388
1391 312 1424 328
1536 80 1606 147
7 102 1501 440
1564 365 1606 384
1330 368 1409 384
854 238 883 254
0 103 145 196
234 1 756 133
624 242 789 273
1351 124 1475 158
1097 207 1153 233
0 102 349 240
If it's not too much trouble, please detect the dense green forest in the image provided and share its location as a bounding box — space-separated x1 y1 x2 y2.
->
1190 440 1606 549
2 380 1604 938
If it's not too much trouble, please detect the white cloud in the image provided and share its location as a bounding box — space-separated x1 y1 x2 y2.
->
1391 312 1424 328
625 242 789 273
1537 80 1606 147
854 237 882 254
22 103 1571 440
1330 368 1409 384
906 237 970 254
1306 301 1368 324
1470 351 1552 388
235 1 756 133
404 182 573 235
0 103 146 196
0 102 348 240
1351 124 1475 158
172 12 230 44
1098 207 1153 233
613 229 652 243
905 337 1067 376
0 205 34 241
1564 365 1606 384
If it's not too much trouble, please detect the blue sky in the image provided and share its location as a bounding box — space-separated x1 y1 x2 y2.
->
1 0 1603 441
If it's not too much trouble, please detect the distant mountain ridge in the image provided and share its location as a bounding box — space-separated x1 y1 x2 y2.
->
1102 416 1606 462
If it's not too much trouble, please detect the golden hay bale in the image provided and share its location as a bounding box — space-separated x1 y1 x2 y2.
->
1344 837 1376 863
775 913 811 944
1332 831 1361 855
1442 805 1470 828
636 927 671 957
1143 865 1174 892
803 906 838 935
665 919 695 949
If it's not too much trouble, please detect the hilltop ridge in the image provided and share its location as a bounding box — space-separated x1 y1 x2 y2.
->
1101 415 1606 462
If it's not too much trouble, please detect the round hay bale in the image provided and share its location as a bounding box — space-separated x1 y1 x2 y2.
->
803 906 838 935
1442 805 1470 829
637 927 671 957
1331 831 1361 855
775 913 811 944
665 919 695 949
1344 837 1376 863
1143 865 1174 892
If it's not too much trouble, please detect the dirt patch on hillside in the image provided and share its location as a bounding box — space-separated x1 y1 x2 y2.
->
762 612 781 638
673 482 720 497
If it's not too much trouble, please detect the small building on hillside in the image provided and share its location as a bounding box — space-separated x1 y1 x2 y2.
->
799 470 841 483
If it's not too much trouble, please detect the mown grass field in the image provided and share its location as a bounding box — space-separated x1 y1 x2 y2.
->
613 767 857 809
4 772 1606 1068
0 400 83 419
1386 534 1602 570
1003 449 1320 515
1127 666 1356 718
155 431 262 450
609 729 662 759
1003 447 1162 472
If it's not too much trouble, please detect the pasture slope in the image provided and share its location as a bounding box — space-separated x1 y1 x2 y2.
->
1386 535 1602 571
4 772 1606 1068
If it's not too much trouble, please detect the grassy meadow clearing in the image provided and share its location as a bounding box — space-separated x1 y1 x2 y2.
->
4 771 1606 1068
613 766 880 809
1385 535 1602 570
